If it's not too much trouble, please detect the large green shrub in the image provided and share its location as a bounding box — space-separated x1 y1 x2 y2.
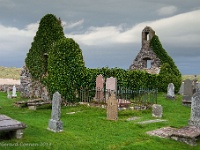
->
25 14 65 80
47 38 86 102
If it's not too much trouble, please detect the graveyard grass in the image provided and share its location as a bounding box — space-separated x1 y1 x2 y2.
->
0 92 200 150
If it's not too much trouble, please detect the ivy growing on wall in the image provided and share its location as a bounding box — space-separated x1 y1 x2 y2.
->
150 35 182 92
25 14 65 80
47 38 86 101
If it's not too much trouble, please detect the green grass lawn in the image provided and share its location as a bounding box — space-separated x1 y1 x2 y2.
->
0 92 199 150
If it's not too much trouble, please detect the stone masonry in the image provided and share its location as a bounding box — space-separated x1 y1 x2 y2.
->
20 66 50 101
129 26 161 74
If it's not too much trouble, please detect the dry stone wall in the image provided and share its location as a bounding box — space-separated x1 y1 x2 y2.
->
20 66 50 101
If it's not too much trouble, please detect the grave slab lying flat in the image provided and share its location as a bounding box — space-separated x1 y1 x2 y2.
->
170 126 200 146
0 114 27 139
138 119 167 124
147 126 200 146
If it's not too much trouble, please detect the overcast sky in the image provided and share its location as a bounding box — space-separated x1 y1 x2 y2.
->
0 0 200 75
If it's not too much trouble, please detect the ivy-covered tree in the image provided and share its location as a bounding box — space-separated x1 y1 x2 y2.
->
25 14 65 80
150 35 182 92
47 38 86 102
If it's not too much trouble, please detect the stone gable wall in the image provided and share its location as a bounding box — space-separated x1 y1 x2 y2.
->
129 26 161 74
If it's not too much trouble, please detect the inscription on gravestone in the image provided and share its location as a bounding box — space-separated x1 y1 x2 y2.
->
48 92 63 132
189 92 200 126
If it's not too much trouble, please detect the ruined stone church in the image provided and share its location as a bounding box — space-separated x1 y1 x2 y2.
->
129 26 161 74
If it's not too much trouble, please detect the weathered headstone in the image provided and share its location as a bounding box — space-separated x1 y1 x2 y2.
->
152 104 163 118
182 79 193 106
179 82 184 95
95 74 105 101
48 92 63 132
107 92 118 121
189 91 200 126
106 77 117 101
7 87 12 99
12 85 17 98
166 83 175 99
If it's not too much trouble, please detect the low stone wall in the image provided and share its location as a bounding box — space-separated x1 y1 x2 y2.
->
0 84 20 92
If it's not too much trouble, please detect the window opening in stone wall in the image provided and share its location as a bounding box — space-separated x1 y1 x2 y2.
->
147 60 151 68
145 32 149 41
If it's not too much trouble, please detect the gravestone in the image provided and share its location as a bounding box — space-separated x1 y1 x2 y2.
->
179 82 184 95
107 92 118 121
48 92 63 132
166 83 175 99
106 77 117 101
7 87 12 99
189 91 200 126
152 104 163 118
12 85 17 98
182 79 193 106
95 74 105 101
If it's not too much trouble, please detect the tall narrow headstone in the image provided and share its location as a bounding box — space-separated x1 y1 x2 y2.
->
48 92 63 132
182 79 193 105
166 83 175 99
95 74 105 101
106 77 117 101
189 91 200 126
179 82 184 95
7 87 12 99
107 92 118 121
12 85 17 98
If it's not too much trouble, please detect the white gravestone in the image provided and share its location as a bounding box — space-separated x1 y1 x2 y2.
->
167 83 175 99
12 85 17 98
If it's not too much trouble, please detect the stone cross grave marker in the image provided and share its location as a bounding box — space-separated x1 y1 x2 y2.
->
106 77 117 100
48 92 63 132
152 104 163 118
166 83 175 99
182 79 193 105
95 74 105 101
107 92 118 121
12 85 17 98
189 91 200 126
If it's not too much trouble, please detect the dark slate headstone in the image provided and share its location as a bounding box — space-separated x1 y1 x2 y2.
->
182 79 193 106
48 92 63 132
189 91 200 126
